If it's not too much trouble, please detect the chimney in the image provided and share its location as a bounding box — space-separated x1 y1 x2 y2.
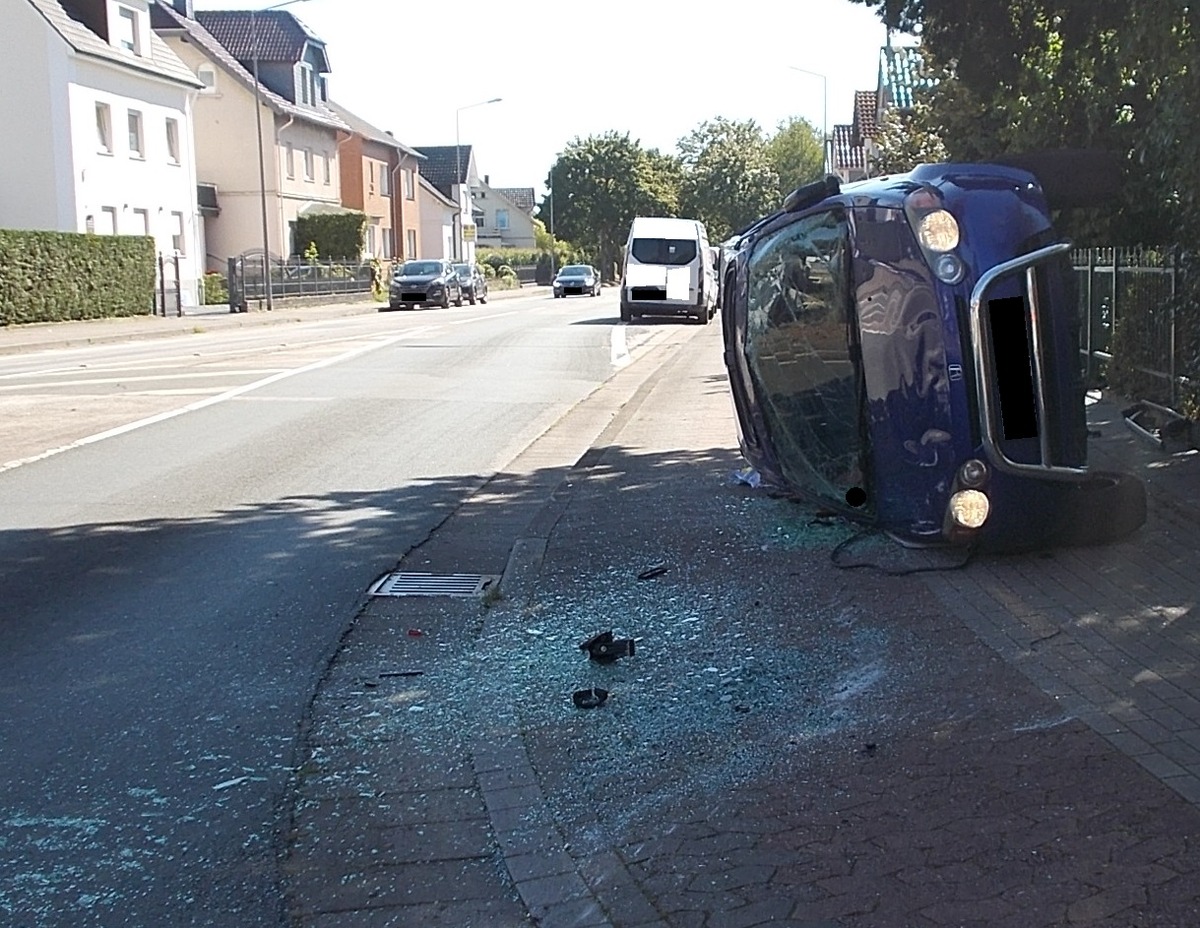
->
172 0 195 17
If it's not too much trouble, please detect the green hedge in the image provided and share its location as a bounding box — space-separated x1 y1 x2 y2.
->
294 212 367 261
0 229 156 325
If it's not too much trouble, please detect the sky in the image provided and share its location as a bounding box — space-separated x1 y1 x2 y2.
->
191 0 913 196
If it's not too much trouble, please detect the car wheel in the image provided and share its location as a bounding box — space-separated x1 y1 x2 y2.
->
440 291 450 309
468 292 476 305
455 290 464 307
480 292 488 304
620 301 633 322
1058 471 1147 547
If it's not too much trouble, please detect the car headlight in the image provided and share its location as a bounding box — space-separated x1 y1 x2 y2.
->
948 489 989 528
916 209 960 252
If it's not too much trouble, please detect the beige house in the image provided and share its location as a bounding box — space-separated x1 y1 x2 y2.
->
327 100 423 261
417 173 456 260
472 178 536 250
152 1 350 267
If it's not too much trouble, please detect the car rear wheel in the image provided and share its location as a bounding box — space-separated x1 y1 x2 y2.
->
468 292 476 305
455 291 463 307
440 291 450 309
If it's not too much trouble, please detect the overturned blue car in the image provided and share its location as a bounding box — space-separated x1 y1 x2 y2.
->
720 158 1146 552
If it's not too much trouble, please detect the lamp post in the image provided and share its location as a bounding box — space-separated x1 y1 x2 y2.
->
251 0 311 311
547 163 555 278
453 97 501 261
787 66 829 176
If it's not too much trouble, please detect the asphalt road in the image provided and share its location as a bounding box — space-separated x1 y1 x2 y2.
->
0 291 701 927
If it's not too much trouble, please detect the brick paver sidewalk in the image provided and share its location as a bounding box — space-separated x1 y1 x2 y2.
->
285 326 1200 927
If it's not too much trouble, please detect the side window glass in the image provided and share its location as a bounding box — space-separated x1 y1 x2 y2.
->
744 209 866 504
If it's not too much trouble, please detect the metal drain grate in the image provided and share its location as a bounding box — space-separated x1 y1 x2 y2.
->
368 571 499 598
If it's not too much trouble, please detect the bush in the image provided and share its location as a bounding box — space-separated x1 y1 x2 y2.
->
0 229 155 325
202 272 229 305
496 264 517 280
294 212 367 261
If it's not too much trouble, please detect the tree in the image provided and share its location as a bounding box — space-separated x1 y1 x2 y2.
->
677 117 780 242
869 101 947 175
534 131 681 278
848 0 1200 248
767 116 825 198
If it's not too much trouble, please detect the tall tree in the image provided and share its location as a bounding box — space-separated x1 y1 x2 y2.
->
766 117 826 198
535 132 681 277
849 0 1200 247
677 117 780 241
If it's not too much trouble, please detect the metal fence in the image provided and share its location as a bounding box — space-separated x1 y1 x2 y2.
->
1072 246 1195 408
227 256 376 311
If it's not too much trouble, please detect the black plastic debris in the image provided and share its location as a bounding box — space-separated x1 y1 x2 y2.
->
579 630 636 663
637 565 668 580
572 687 609 709
379 670 424 678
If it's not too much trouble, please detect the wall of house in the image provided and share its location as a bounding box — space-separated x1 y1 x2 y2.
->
1 1 76 230
358 139 393 259
69 56 202 305
277 119 342 257
417 188 453 260
164 38 274 267
473 185 536 249
392 159 421 260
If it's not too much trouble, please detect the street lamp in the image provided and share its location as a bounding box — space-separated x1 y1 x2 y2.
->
453 97 502 261
788 66 829 176
251 0 312 311
547 163 556 277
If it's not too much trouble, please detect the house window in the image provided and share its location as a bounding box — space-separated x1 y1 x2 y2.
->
130 208 150 236
297 64 316 105
197 65 216 93
406 228 417 259
318 76 327 101
404 169 415 200
495 208 510 231
97 207 118 235
116 6 140 55
382 233 392 259
367 220 378 256
127 110 144 158
170 212 185 253
165 118 180 164
380 165 390 197
368 160 375 194
285 142 295 179
304 148 314 182
322 152 331 184
96 103 113 154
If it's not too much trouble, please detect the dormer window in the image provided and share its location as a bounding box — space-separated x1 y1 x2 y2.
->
116 6 141 55
297 64 317 105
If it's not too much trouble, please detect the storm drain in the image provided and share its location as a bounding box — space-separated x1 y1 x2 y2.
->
368 571 500 598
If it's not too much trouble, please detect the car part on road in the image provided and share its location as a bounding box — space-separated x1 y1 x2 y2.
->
579 630 636 663
637 564 669 580
572 687 610 709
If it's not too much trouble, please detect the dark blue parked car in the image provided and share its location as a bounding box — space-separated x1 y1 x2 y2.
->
721 159 1145 552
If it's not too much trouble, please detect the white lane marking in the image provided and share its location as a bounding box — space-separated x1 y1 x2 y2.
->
0 330 425 474
610 324 631 368
449 310 521 326
0 370 290 390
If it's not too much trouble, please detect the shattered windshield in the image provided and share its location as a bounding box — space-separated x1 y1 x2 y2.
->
744 209 866 506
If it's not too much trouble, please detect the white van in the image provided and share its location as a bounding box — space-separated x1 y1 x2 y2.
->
619 217 717 324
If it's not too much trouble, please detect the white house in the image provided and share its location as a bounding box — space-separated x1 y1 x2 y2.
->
152 1 350 268
3 0 206 308
414 145 482 265
417 173 456 260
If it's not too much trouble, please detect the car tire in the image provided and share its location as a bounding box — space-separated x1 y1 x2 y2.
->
480 293 487 304
455 292 463 307
620 302 633 322
440 291 450 309
1057 471 1147 547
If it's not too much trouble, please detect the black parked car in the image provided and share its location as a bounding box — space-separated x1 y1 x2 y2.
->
552 264 601 298
453 263 489 305
388 259 463 309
